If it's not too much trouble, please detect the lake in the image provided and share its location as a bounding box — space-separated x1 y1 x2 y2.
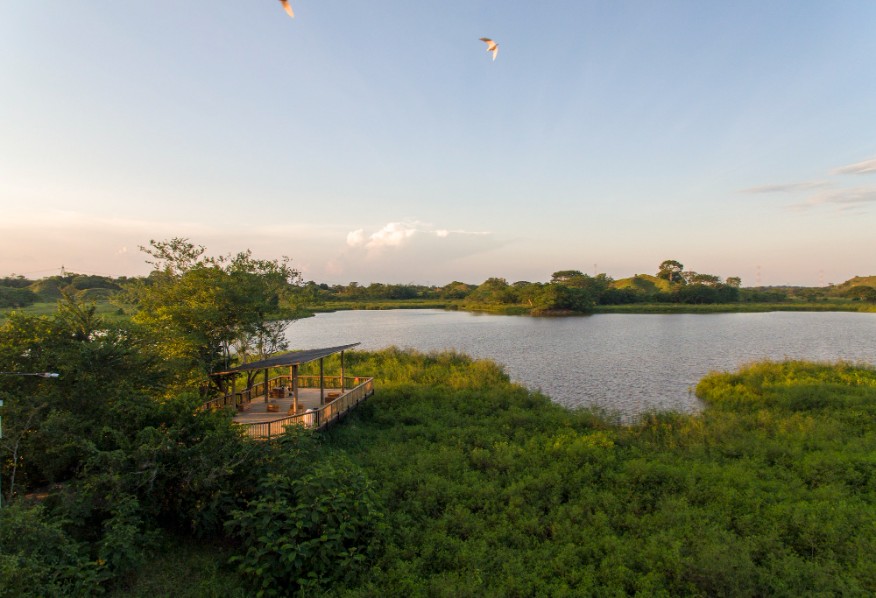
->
284 309 876 418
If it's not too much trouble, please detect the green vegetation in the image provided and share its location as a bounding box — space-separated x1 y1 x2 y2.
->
5 257 876 319
302 353 875 595
3 243 876 595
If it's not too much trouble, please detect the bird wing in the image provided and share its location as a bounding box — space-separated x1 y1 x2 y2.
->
280 0 294 18
479 38 498 59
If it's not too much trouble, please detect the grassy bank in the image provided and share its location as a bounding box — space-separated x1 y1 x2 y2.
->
593 301 876 314
310 299 457 312
7 298 873 322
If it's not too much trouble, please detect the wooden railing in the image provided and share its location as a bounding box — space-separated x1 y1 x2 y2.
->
239 377 374 439
202 375 375 438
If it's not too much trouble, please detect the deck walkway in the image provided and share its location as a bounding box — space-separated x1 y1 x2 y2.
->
213 375 375 438
232 388 326 425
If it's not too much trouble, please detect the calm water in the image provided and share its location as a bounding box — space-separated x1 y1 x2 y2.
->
284 310 876 417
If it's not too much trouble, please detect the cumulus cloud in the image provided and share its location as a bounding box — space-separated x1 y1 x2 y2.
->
324 220 500 281
346 221 490 252
832 157 876 176
346 229 366 247
365 222 420 249
741 181 830 194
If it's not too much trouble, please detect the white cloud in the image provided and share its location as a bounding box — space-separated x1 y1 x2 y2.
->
323 220 499 282
365 222 420 250
832 157 876 176
346 229 366 247
344 221 491 253
741 181 830 194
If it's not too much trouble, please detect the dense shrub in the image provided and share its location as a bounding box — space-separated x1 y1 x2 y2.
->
0 504 104 597
227 432 383 595
0 286 37 308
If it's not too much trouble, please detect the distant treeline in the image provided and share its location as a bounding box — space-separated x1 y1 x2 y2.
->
4 259 876 312
302 260 876 313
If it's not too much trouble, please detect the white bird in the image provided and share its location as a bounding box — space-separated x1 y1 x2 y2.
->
279 0 294 18
479 37 498 61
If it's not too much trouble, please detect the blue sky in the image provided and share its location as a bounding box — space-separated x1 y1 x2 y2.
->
2 2 875 286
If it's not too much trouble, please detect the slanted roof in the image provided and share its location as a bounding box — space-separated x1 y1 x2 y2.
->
212 343 360 375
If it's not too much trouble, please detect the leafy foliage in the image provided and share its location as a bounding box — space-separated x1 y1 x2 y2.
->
122 238 303 391
227 434 383 596
0 503 104 597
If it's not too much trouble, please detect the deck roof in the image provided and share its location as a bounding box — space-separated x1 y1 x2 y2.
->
213 343 360 375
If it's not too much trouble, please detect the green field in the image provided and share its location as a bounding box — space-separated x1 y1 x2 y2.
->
0 300 128 321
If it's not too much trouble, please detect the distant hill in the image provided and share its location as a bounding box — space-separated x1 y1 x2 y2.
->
833 275 876 291
611 274 673 293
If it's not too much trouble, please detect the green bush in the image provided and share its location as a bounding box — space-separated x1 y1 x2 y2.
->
227 436 383 596
0 286 37 308
0 503 104 597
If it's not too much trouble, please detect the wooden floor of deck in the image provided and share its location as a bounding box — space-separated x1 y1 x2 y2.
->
232 388 335 425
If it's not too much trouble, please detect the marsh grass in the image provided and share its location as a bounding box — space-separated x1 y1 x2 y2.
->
319 352 876 595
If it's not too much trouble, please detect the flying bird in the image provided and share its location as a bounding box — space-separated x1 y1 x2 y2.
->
279 0 294 18
479 37 498 61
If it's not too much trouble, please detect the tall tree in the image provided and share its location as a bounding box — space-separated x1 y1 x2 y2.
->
657 260 686 284
122 239 302 392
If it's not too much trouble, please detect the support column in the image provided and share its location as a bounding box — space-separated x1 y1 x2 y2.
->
291 365 299 413
340 351 345 391
319 358 325 406
264 368 269 403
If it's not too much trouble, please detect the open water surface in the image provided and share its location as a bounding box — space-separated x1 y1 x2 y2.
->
284 310 876 418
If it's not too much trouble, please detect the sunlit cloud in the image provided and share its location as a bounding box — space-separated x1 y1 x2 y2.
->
741 181 830 194
325 221 500 282
364 221 419 250
832 157 876 176
346 229 366 247
346 221 490 252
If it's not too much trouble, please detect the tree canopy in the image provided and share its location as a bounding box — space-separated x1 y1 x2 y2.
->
122 238 302 391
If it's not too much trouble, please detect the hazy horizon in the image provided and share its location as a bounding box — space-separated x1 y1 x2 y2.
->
3 2 875 287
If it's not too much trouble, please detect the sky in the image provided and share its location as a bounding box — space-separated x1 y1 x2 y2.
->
2 2 875 287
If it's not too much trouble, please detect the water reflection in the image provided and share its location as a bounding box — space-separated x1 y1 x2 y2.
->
284 310 876 418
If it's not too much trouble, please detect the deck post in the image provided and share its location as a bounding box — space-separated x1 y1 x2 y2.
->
291 364 299 413
340 351 345 391
231 375 237 409
264 368 269 403
319 358 325 405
